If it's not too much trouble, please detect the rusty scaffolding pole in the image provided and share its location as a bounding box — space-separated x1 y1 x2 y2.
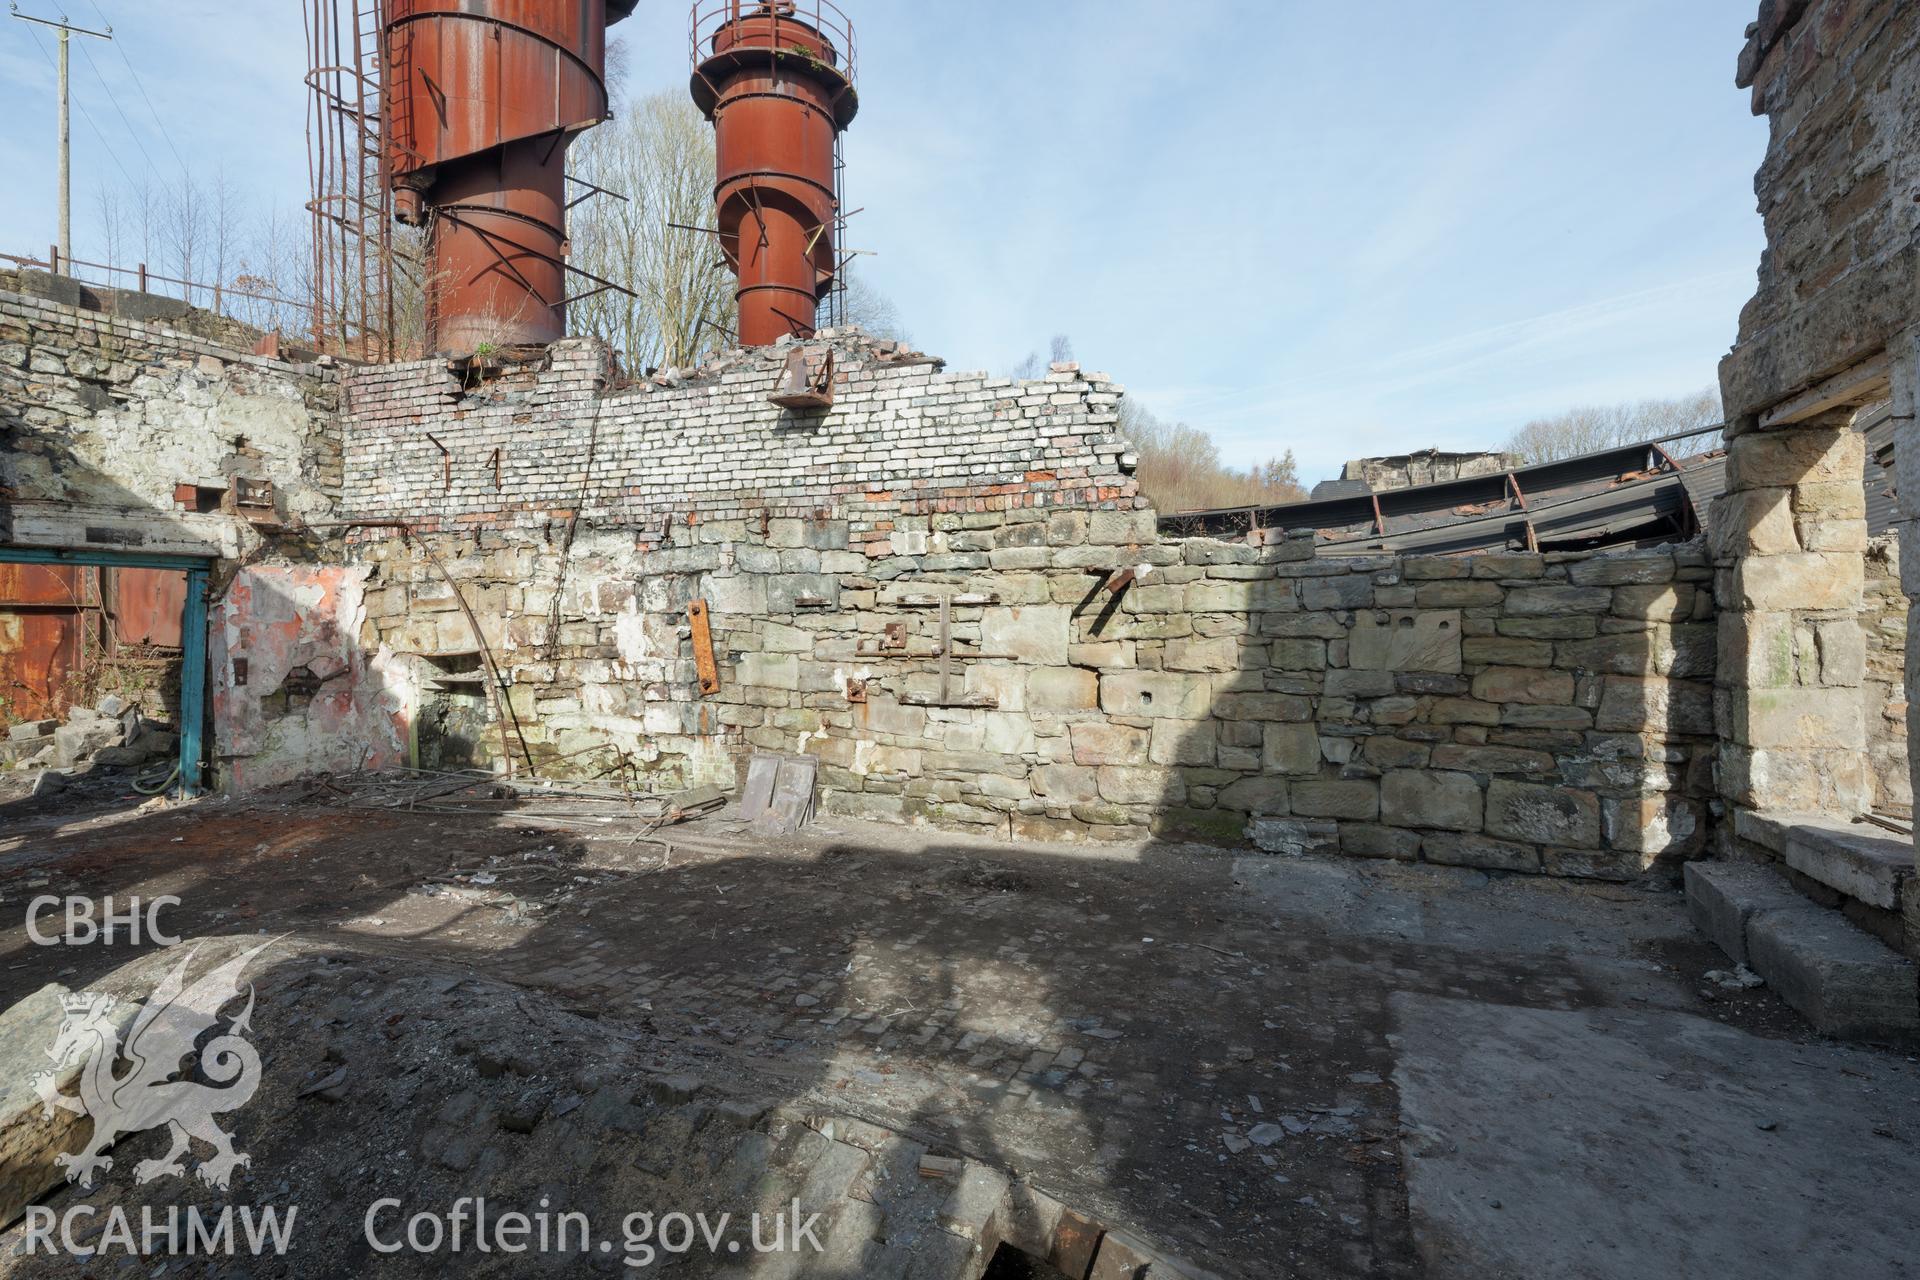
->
304 0 396 360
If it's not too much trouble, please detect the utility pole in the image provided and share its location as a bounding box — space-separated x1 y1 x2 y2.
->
9 6 112 276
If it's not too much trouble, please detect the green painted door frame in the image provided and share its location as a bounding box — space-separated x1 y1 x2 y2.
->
0 546 214 795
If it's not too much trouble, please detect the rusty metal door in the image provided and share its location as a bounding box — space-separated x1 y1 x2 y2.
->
0 563 84 721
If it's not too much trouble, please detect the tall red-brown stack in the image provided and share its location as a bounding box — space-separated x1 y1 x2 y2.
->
384 0 638 353
690 1 859 347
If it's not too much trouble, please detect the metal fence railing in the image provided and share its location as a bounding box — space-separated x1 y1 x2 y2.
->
2 247 314 341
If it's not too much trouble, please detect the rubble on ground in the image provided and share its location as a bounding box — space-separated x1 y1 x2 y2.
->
2 696 177 777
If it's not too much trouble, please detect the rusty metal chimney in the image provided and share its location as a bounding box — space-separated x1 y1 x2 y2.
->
690 1 859 347
385 0 638 354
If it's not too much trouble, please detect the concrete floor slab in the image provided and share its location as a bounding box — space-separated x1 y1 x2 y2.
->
1391 993 1920 1280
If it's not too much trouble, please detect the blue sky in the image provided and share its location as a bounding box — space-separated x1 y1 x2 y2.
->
0 1 1766 484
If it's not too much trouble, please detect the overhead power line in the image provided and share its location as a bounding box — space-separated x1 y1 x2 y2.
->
84 0 188 178
11 10 141 244
72 31 156 180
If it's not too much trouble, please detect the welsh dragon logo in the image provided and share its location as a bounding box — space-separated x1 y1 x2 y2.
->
31 940 272 1191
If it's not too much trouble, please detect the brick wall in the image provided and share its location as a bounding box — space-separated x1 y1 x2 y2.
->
341 332 1138 538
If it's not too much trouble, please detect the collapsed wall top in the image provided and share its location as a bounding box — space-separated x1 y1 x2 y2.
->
385 0 638 354
690 1 859 347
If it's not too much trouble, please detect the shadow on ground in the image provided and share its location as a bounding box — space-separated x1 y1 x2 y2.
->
0 798 1914 1278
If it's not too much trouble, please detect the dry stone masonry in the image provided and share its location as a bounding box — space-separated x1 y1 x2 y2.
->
328 334 1716 880
1863 534 1910 816
1715 0 1919 824
1684 0 1920 1037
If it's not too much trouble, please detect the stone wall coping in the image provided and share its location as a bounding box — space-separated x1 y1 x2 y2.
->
0 287 336 382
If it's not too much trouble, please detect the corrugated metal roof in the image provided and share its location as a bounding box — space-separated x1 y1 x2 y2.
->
1161 426 1724 553
1160 410 1902 553
1678 455 1725 533
1863 404 1899 534
1680 404 1895 537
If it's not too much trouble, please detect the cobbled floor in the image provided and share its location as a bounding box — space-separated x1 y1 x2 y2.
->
1 783 1909 1279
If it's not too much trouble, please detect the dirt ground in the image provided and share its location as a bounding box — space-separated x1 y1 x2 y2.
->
0 778 1916 1278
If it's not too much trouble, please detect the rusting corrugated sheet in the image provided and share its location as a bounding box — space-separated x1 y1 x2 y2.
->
1863 404 1899 534
111 567 186 648
1161 426 1728 555
0 563 84 721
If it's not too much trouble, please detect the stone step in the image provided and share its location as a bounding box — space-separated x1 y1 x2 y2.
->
1686 860 1918 1043
1684 861 1806 966
1736 811 1914 912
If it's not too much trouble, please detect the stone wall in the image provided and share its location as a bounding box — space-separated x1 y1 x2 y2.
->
1722 0 1918 422
0 287 342 559
0 267 288 362
0 288 1732 875
1339 449 1520 493
0 285 370 787
334 336 1715 879
1712 423 1873 816
1864 533 1911 815
209 564 410 792
1715 0 1919 826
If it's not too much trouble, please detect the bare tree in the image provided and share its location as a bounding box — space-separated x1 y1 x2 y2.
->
89 170 332 342
228 201 316 337
1119 399 1306 514
95 185 127 272
1504 388 1723 464
837 267 909 343
568 90 738 371
210 167 240 307
1008 332 1074 380
163 172 203 305
604 35 632 111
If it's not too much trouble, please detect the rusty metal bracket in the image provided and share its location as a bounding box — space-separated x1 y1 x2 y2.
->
1073 566 1135 637
689 599 720 696
937 594 953 705
769 346 835 410
426 433 450 492
564 173 631 212
844 676 868 703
